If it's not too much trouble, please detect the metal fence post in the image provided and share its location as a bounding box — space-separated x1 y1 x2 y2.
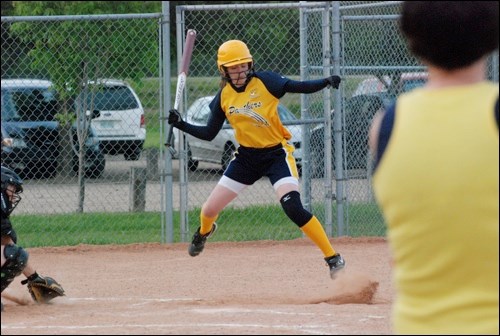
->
146 148 159 179
130 167 147 212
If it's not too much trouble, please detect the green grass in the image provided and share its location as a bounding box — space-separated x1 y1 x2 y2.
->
144 131 161 149
14 212 165 246
12 203 385 248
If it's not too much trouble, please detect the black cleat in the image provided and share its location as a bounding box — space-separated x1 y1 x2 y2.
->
325 253 346 279
188 223 218 257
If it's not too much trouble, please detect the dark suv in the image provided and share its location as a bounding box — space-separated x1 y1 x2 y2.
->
1 78 105 178
309 72 427 177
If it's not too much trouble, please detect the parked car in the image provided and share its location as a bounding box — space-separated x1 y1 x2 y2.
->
1 78 105 178
75 79 146 161
352 72 428 107
309 72 427 177
172 96 303 173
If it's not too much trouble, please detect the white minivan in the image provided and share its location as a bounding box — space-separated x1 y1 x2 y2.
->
78 79 146 161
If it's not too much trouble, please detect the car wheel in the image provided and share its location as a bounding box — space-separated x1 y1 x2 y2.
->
221 143 235 171
344 95 384 170
85 160 105 179
186 143 199 172
41 162 58 179
124 146 142 161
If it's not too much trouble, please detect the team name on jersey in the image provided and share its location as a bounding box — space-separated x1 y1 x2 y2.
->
227 101 269 126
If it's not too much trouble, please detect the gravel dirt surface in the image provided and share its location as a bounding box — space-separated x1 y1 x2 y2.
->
1 236 394 335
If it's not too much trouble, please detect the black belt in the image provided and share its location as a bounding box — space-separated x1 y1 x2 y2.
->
238 143 283 153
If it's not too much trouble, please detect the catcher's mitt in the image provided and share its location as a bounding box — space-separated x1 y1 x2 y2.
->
21 272 65 304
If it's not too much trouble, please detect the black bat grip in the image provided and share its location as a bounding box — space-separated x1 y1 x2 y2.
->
165 125 176 155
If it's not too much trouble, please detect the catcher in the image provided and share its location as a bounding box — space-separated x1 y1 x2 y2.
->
1 165 65 311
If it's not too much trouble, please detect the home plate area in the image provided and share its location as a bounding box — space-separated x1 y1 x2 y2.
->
1 237 393 335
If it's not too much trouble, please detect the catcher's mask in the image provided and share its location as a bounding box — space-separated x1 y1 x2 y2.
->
217 40 254 82
1 165 23 214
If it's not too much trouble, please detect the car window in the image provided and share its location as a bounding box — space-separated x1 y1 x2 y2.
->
353 77 390 96
1 90 17 121
77 85 139 111
190 100 211 124
1 87 59 122
277 105 296 121
353 74 427 97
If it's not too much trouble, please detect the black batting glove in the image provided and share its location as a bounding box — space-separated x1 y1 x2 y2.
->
326 75 341 89
168 109 183 125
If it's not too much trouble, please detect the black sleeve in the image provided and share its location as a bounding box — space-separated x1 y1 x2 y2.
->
175 94 226 141
255 71 329 98
1 217 17 244
283 77 329 94
1 217 13 236
372 103 396 173
1 190 11 219
1 186 17 243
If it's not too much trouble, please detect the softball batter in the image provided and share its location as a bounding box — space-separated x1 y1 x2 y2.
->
168 39 345 279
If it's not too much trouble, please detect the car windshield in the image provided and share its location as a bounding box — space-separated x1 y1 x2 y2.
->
1 87 59 122
354 72 427 97
189 99 212 124
76 85 139 111
277 105 296 121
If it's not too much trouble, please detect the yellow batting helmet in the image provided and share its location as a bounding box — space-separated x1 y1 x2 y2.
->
217 40 253 73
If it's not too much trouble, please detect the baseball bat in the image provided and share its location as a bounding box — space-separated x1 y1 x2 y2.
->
165 29 197 155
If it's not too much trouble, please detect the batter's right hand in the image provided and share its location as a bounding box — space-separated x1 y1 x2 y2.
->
168 109 182 125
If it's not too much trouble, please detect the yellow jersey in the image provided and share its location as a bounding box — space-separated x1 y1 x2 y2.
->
373 82 499 334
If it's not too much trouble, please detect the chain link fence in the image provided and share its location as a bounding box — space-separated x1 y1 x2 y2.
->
1 13 164 245
2 2 498 246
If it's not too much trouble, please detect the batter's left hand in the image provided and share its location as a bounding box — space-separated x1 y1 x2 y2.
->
326 75 341 89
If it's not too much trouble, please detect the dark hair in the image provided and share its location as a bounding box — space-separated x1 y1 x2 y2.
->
400 1 499 70
219 76 229 90
218 62 255 89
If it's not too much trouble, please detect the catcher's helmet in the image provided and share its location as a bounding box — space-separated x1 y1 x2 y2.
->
217 40 253 74
1 165 23 214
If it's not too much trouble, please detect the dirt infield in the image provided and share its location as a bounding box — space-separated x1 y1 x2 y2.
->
1 237 394 335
